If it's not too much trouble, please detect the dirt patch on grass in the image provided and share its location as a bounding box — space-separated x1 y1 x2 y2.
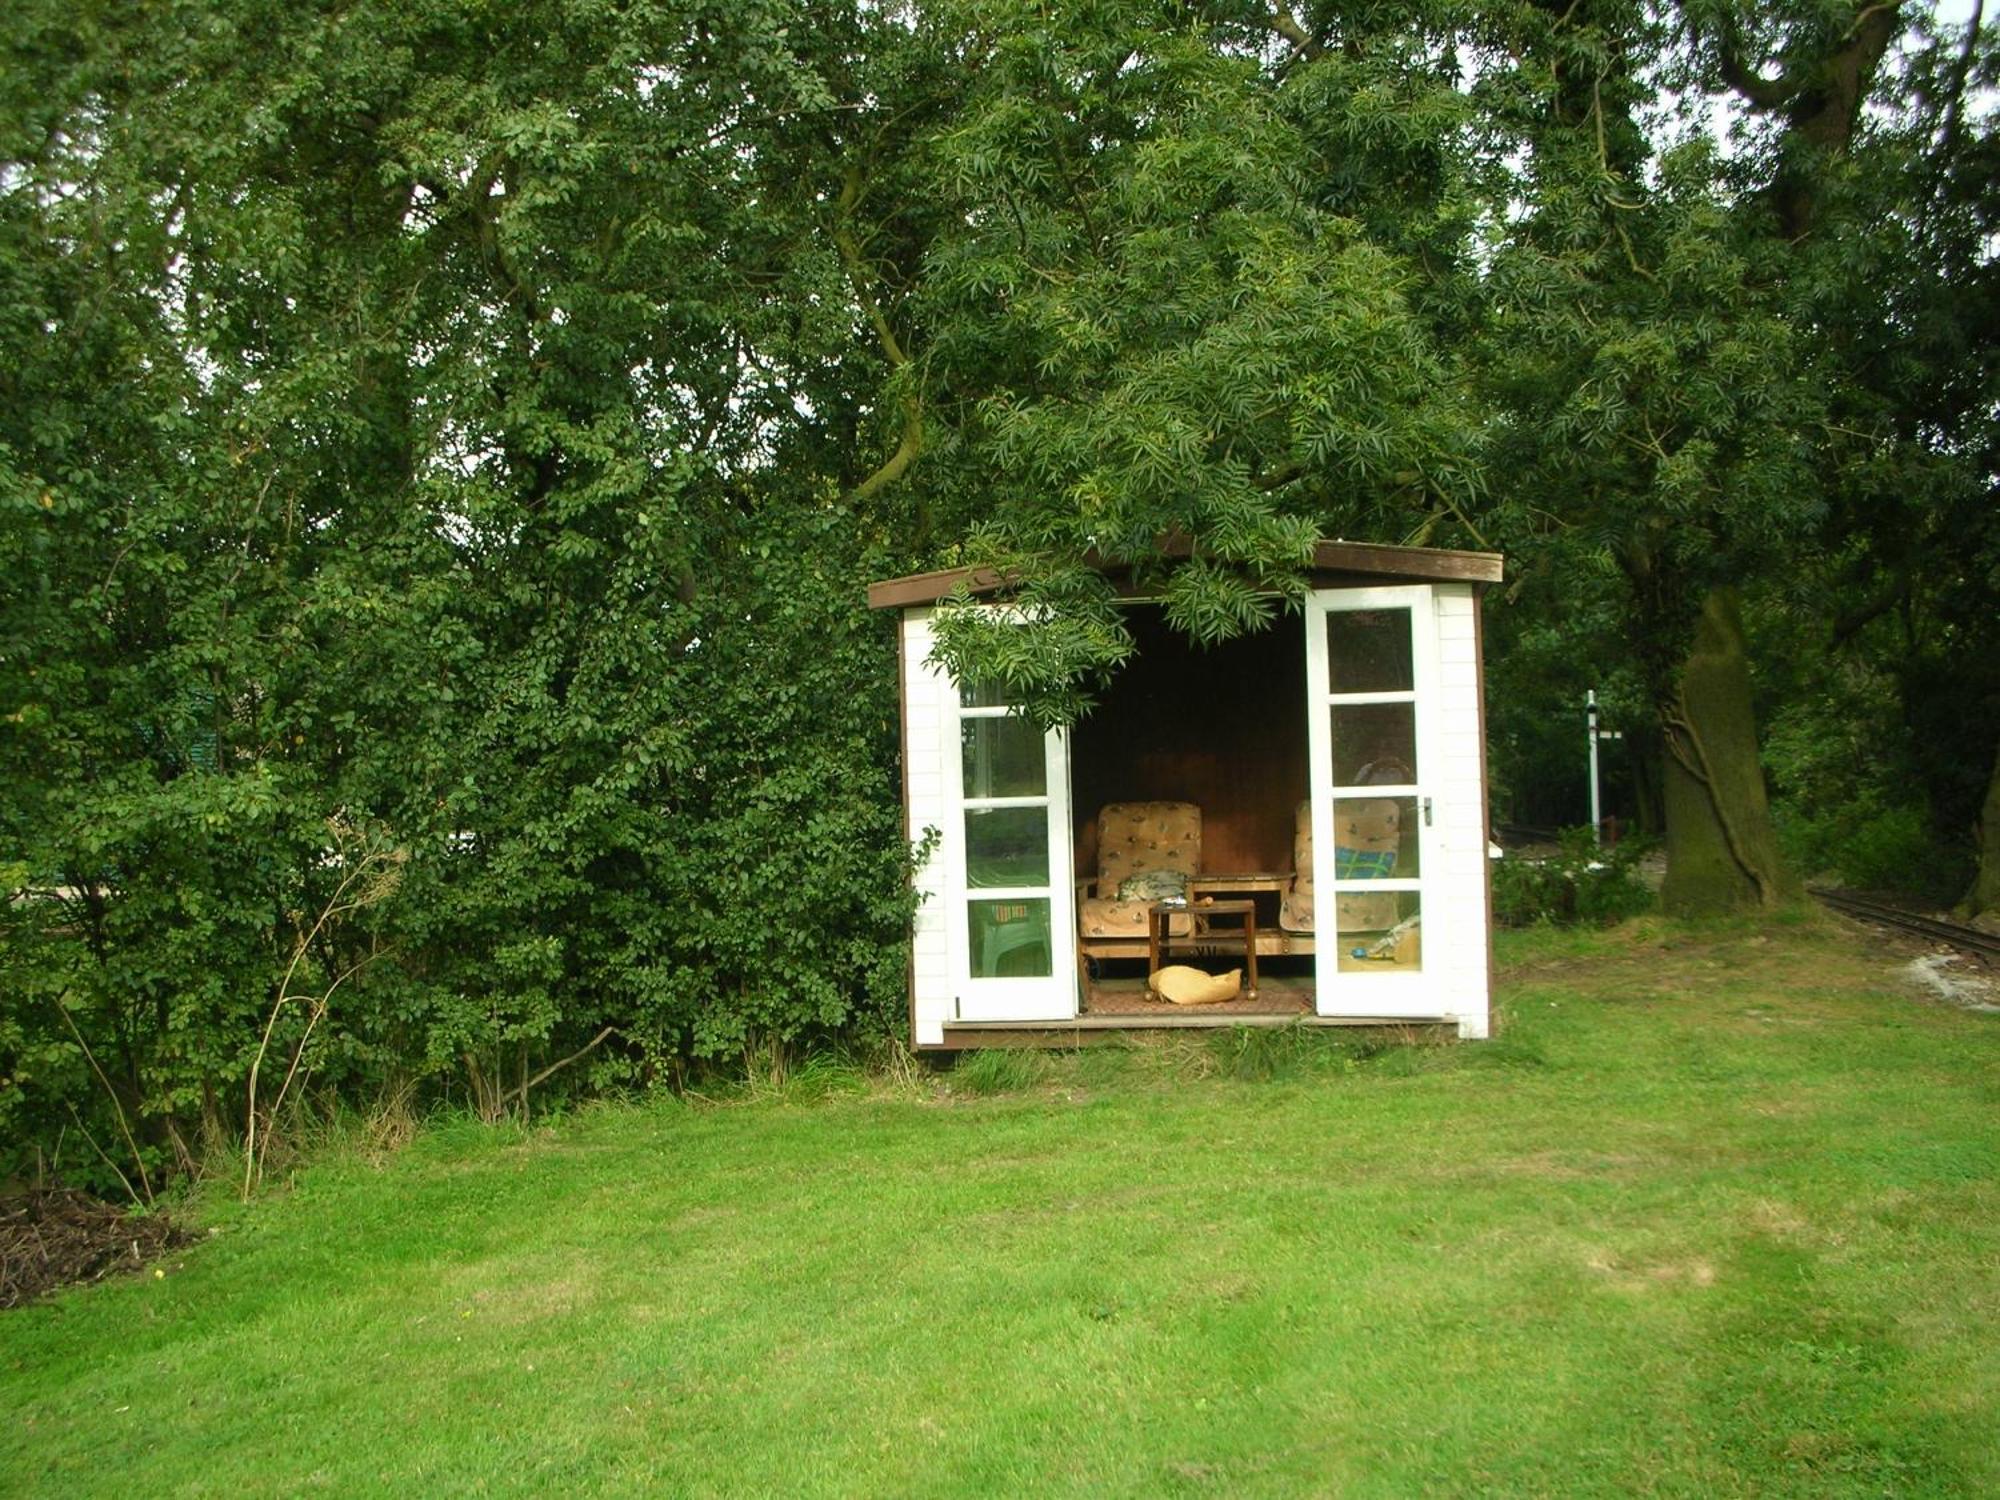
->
1585 1249 1718 1291
1903 953 2000 1012
1 1189 194 1309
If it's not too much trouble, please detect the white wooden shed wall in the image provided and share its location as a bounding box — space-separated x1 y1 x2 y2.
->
1428 583 1491 1038
901 608 954 1047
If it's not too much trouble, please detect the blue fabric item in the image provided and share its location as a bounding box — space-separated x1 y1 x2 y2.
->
1334 847 1398 880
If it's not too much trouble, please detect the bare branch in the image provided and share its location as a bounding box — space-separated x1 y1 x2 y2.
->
51 992 153 1206
507 1027 617 1109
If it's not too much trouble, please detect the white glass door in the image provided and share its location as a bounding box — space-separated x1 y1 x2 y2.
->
944 679 1077 1022
1305 587 1449 1017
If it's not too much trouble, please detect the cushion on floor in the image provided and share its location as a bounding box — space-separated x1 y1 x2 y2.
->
1149 965 1243 1005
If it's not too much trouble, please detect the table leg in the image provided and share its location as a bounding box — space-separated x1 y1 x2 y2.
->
1147 909 1161 978
1245 907 1258 998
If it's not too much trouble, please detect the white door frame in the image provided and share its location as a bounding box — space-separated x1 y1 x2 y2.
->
940 683 1078 1023
1305 585 1450 1018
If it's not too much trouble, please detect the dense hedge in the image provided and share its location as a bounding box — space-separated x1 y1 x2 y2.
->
2 492 920 1193
0 4 955 1193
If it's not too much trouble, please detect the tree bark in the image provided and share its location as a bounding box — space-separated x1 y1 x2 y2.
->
1660 587 1793 916
1964 742 2000 919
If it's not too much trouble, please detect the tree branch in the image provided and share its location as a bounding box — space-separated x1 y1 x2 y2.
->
1940 0 1985 161
1716 44 1802 112
1267 8 1324 62
834 165 924 498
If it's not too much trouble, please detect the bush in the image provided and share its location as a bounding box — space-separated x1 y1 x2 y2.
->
1775 795 1972 902
1492 828 1657 927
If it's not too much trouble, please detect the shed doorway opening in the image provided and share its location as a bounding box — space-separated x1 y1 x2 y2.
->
1070 605 1320 1018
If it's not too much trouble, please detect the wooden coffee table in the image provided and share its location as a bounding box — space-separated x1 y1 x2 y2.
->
1147 900 1259 999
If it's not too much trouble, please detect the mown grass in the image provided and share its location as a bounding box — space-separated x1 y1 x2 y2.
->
5 912 1997 1497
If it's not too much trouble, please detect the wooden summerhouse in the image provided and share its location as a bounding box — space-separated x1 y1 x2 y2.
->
868 542 1504 1049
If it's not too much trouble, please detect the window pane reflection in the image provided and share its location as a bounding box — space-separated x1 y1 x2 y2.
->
1326 610 1413 694
1330 795 1421 880
1330 703 1417 785
965 806 1050 888
968 898 1053 978
1335 891 1422 974
962 716 1046 799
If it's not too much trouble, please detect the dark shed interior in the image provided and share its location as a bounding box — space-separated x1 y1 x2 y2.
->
1070 606 1308 878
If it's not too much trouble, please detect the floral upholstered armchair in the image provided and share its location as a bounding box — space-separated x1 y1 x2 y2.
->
1279 797 1401 935
1076 801 1200 949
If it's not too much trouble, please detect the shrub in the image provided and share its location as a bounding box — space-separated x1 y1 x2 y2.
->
1775 795 1972 903
1492 828 1657 927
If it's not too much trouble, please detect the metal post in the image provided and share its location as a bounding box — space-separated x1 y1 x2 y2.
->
1587 689 1601 845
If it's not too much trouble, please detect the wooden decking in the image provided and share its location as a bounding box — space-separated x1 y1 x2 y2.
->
1084 974 1314 1018
929 969 1452 1048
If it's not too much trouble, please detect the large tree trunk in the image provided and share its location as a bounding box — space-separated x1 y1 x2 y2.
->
1965 743 2000 920
1660 587 1792 916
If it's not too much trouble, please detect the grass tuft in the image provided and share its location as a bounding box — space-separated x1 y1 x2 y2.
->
948 1045 1048 1095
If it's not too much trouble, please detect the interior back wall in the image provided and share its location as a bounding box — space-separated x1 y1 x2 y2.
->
1071 607 1309 878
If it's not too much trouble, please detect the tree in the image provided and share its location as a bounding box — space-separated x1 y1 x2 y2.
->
0 0 931 1186
1471 0 1973 914
902 1 1489 718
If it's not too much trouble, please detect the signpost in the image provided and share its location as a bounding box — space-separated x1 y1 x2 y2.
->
1586 690 1623 845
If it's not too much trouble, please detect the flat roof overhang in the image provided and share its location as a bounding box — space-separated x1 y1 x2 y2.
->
866 539 1503 611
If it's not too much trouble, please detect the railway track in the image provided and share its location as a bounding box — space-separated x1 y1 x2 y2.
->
1812 887 2000 966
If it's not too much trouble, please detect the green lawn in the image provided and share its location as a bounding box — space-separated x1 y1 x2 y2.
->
5 915 1998 1497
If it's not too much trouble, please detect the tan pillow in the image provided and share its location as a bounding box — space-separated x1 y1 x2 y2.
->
1149 965 1242 1005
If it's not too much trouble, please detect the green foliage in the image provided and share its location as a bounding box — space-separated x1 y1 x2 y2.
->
1493 829 1657 928
912 1 1483 713
1 0 1995 1190
1776 796 1971 904
0 0 926 1191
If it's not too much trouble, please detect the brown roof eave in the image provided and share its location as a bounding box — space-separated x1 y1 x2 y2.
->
865 540 1503 610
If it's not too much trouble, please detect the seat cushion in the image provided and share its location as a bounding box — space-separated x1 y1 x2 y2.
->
1281 799 1314 932
1150 965 1242 1005
1079 897 1190 939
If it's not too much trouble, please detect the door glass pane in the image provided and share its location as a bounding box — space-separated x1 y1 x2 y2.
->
1326 609 1413 694
968 898 1053 978
965 806 1049 888
962 716 1047 798
1330 796 1421 880
1335 891 1422 974
1330 702 1417 785
960 678 1010 708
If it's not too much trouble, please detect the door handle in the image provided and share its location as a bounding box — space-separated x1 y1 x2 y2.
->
1423 797 1433 827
